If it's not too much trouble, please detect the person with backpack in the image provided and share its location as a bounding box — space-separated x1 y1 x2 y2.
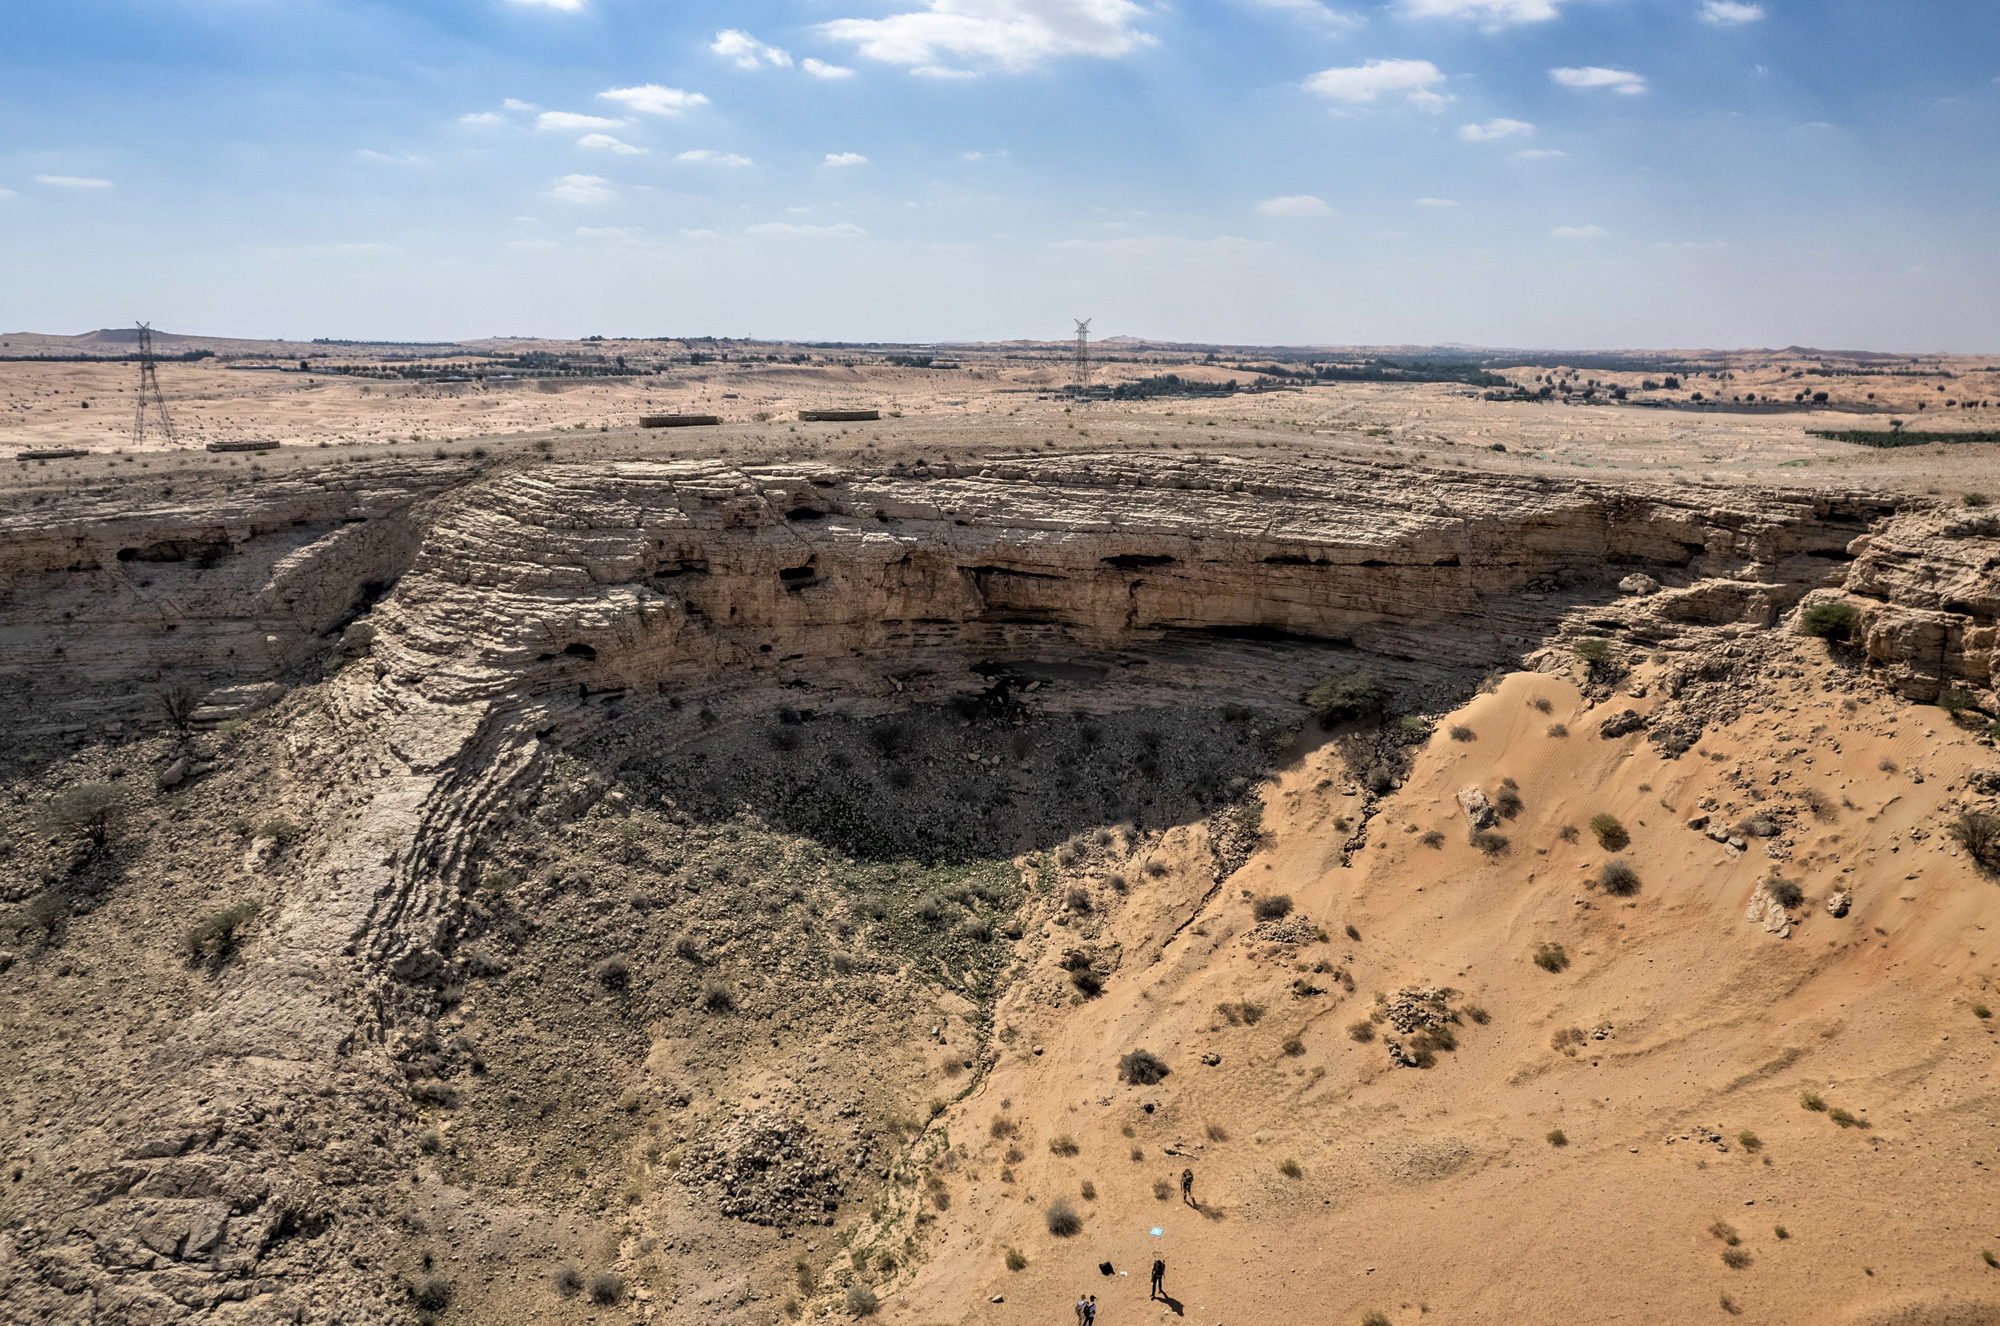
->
1150 1258 1166 1300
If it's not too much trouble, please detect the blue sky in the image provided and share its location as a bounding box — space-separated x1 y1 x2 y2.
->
3 0 1996 348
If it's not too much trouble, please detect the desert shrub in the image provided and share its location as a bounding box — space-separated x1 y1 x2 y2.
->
1005 1247 1027 1271
1045 1198 1082 1236
1588 814 1629 851
1710 1220 1740 1245
1348 1020 1376 1043
1152 1177 1170 1198
1366 765 1394 793
1252 893 1293 921
154 684 200 733
700 979 735 1012
1281 1035 1305 1057
1464 1004 1490 1024
1477 669 1504 694
913 894 944 924
1737 1131 1761 1152
1049 1134 1080 1156
183 902 264 960
1064 886 1091 913
1118 1049 1170 1085
416 1127 441 1154
831 952 854 975
1305 667 1390 728
42 783 124 847
1420 829 1445 848
1800 1091 1827 1111
1344 923 1361 940
411 1272 452 1311
846 1284 880 1317
1974 1004 1992 1019
989 1115 1018 1139
1278 1158 1302 1178
1470 830 1509 856
1206 1122 1229 1141
553 1263 583 1295
1494 785 1524 818
1829 1107 1868 1128
674 933 703 963
20 891 68 941
1720 1248 1752 1270
1070 967 1103 997
1144 858 1170 878
1363 1314 1392 1326
1799 602 1860 642
1533 943 1569 973
1964 492 1990 508
1765 877 1804 909
1598 859 1640 896
959 916 992 943
1547 723 1569 737
1546 1129 1567 1147
1572 638 1612 668
1530 696 1553 714
1217 1000 1265 1025
1448 724 1475 742
592 954 631 989
1946 811 2000 869
1775 1226 1789 1240
1079 1178 1096 1200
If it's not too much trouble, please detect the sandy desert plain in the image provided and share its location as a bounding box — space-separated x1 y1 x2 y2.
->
1 330 1998 1326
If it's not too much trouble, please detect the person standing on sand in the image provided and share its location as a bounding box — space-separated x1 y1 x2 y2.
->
1150 1258 1166 1299
1181 1167 1195 1206
1086 1294 1098 1323
1076 1294 1091 1325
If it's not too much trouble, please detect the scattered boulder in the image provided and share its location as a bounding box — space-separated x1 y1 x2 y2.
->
1598 709 1647 739
1456 786 1497 830
1826 891 1851 918
675 1110 843 1226
1618 573 1661 596
1685 814 1710 831
156 757 189 790
1745 885 1792 938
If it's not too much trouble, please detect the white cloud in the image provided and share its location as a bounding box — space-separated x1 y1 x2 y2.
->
35 174 114 188
538 110 627 130
508 239 563 251
1414 196 1458 206
1245 0 1364 28
576 225 645 240
803 58 856 79
823 152 869 166
912 64 980 79
509 0 584 10
547 174 615 203
676 150 754 166
598 84 711 116
459 111 506 126
1513 148 1566 158
355 150 424 164
0 188 16 199
1257 194 1332 216
818 0 1154 74
1399 0 1562 26
1304 58 1449 109
1551 66 1648 94
578 133 646 154
503 98 541 112
1698 1 1763 23
1458 117 1532 140
712 29 793 69
745 221 868 237
1550 223 1604 237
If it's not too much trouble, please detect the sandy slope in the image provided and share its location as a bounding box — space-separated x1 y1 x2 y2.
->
899 653 1998 1326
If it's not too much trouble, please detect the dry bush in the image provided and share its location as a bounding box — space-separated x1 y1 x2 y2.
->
1720 1248 1752 1270
589 1271 623 1305
1252 894 1293 921
1005 1248 1027 1271
846 1284 880 1317
1281 1035 1306 1057
1152 1177 1171 1199
1710 1221 1740 1246
1049 1134 1080 1157
1530 696 1553 714
1448 724 1476 742
1278 1158 1302 1178
1420 829 1445 848
183 902 264 961
1947 811 2000 869
1800 1090 1826 1112
1588 814 1629 851
1118 1049 1170 1084
1534 943 1569 973
1205 1122 1229 1142
1045 1198 1082 1236
1546 1129 1568 1147
1765 876 1805 909
700 979 735 1012
1494 786 1524 818
553 1264 583 1296
990 1116 1017 1139
1598 859 1640 896
592 954 631 989
1547 723 1569 737
1345 923 1361 940
1470 830 1510 856
411 1272 452 1312
1347 1020 1376 1043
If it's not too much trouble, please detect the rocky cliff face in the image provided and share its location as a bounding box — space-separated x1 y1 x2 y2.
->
0 453 1993 1326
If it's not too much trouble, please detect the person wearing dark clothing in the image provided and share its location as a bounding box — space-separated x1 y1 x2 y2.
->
1180 1167 1195 1206
1150 1258 1166 1299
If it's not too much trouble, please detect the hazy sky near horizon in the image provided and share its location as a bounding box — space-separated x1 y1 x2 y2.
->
3 0 1996 349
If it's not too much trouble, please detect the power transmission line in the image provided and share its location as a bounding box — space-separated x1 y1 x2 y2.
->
132 322 177 447
1072 318 1092 390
